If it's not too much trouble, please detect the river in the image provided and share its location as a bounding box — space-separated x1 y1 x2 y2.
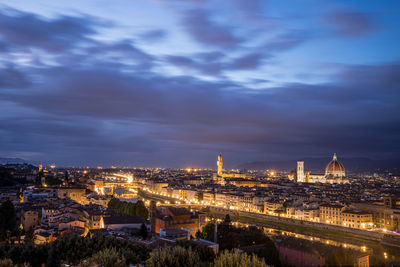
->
231 220 400 266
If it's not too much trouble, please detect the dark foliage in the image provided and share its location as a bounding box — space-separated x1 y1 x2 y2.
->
108 198 149 219
224 214 231 224
325 247 357 267
44 176 63 186
199 223 281 267
138 223 148 239
24 227 35 244
0 167 28 186
0 200 17 241
0 233 150 267
177 240 216 263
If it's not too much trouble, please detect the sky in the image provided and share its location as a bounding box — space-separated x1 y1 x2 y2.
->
0 0 399 168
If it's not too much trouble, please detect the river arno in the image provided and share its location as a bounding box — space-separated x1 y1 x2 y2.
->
231 220 400 266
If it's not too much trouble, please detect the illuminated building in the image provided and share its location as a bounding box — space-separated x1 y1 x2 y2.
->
297 161 305 182
215 193 228 207
217 154 223 175
305 171 310 183
351 197 400 232
214 154 245 185
203 191 215 204
57 187 86 202
154 206 205 236
319 204 344 225
296 153 347 184
325 153 346 178
341 209 373 229
21 209 40 230
264 200 284 214
226 178 261 187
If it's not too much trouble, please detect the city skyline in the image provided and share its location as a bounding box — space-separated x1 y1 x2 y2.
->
1 0 400 167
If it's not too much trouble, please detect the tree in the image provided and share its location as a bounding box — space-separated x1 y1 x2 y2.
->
200 223 215 241
0 233 150 266
44 176 62 186
87 247 126 267
195 230 203 239
0 258 13 267
107 198 148 219
198 223 281 267
0 200 16 241
214 250 267 267
177 240 215 263
36 171 43 185
325 247 356 267
24 227 35 244
146 246 201 267
139 223 148 240
224 214 231 224
135 200 149 219
64 171 70 185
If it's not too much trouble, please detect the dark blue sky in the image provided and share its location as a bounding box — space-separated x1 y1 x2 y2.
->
0 0 399 167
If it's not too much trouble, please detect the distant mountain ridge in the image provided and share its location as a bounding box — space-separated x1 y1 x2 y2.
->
237 157 400 173
0 157 30 164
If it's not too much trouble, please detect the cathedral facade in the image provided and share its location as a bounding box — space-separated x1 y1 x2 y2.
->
297 153 348 184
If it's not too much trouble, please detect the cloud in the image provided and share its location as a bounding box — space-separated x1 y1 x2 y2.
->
164 29 308 74
182 9 242 48
262 30 309 51
86 40 155 69
229 52 268 70
0 7 109 53
0 64 30 88
164 51 268 75
0 2 398 166
140 29 167 41
164 54 224 75
324 10 379 38
232 0 262 15
1 59 400 166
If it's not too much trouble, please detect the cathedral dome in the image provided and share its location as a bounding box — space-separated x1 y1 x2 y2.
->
325 153 345 178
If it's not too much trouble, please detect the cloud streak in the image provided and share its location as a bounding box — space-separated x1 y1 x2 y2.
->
324 10 379 38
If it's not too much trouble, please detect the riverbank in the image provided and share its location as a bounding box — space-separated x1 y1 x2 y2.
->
206 207 391 248
237 215 379 243
136 189 400 249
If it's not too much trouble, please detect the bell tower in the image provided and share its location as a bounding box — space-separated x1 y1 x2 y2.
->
217 154 223 175
297 161 305 182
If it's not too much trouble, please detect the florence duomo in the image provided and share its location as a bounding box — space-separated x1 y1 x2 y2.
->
296 153 348 184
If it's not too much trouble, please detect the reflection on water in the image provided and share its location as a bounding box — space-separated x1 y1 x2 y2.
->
231 221 400 266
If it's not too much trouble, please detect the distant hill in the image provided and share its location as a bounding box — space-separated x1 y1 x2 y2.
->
0 157 29 164
237 157 400 173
